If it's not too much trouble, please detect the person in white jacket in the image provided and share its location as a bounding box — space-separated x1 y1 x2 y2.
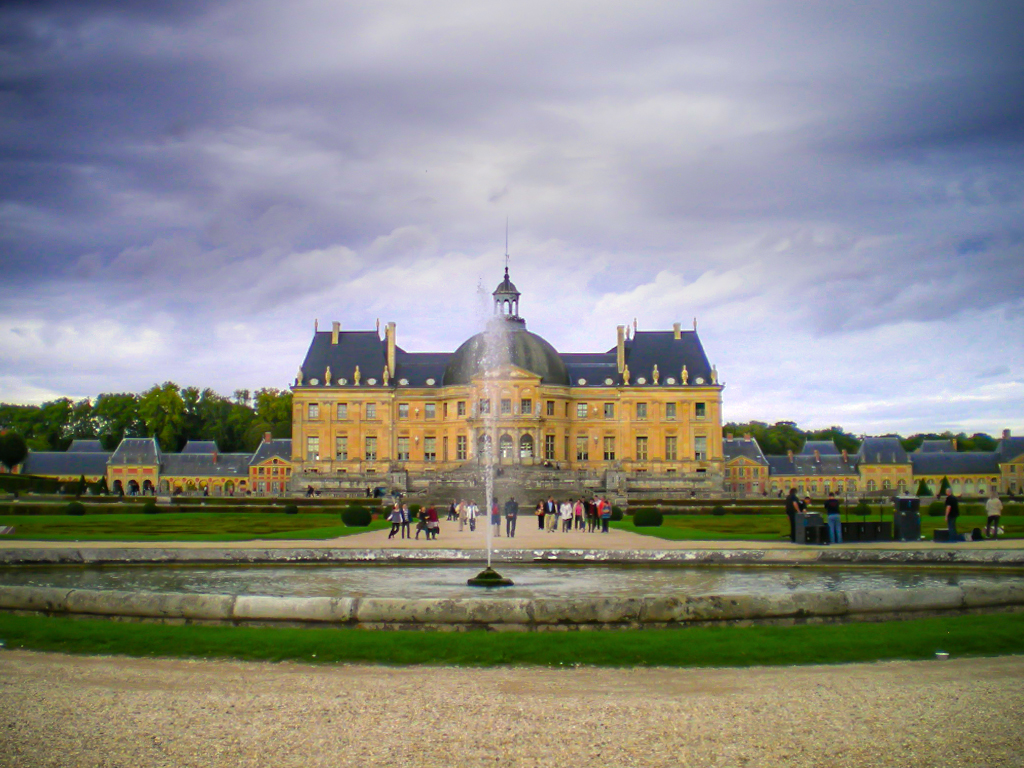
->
559 500 573 532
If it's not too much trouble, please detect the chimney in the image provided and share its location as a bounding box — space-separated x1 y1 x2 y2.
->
314 318 318 332
813 449 820 462
386 322 396 377
1004 429 1012 440
616 325 626 373
331 321 340 345
951 438 957 450
842 449 848 462
787 449 793 461
673 322 681 340
264 432 272 444
744 433 751 440
725 432 733 440
213 451 218 464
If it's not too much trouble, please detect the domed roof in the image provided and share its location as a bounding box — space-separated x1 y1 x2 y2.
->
493 267 519 297
443 322 569 386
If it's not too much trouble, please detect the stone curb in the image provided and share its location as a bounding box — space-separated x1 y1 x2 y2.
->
3 582 1022 629
3 547 1023 567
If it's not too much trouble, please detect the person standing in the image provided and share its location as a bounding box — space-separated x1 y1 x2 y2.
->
447 500 457 521
468 501 478 532
985 492 1003 538
824 492 842 544
544 496 557 532
599 497 612 533
491 499 501 537
505 496 518 538
784 488 800 543
944 487 963 542
574 499 585 530
559 499 573 532
400 503 411 539
535 500 545 529
457 500 468 532
387 504 402 539
425 505 440 540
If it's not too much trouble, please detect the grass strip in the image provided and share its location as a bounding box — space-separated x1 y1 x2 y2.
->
1 611 1021 668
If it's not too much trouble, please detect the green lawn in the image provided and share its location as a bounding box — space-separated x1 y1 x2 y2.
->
613 513 1022 541
0 513 389 541
1 611 1021 667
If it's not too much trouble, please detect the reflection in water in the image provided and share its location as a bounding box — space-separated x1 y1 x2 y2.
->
0 564 1020 600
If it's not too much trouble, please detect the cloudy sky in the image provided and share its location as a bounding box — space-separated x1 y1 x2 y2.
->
2 0 1022 436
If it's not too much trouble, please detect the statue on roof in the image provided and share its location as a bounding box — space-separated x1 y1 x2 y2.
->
622 364 630 386
382 365 390 386
324 366 332 386
652 364 660 385
681 365 688 385
354 365 361 386
296 367 304 386
711 365 718 384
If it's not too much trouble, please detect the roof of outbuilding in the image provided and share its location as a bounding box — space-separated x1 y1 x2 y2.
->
109 438 160 465
67 440 106 453
765 453 858 477
181 441 219 454
21 452 110 477
910 452 1001 475
996 437 1024 462
251 439 293 464
800 440 840 456
723 437 768 464
161 453 250 478
857 437 909 464
916 440 957 453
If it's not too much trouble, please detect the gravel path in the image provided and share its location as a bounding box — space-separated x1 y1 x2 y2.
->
2 651 1022 767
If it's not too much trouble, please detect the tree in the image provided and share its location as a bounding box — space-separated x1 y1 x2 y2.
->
93 393 145 449
0 430 29 471
916 479 930 497
138 382 186 451
938 476 951 496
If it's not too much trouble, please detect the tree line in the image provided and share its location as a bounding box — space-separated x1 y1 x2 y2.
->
0 385 293 455
724 421 1002 456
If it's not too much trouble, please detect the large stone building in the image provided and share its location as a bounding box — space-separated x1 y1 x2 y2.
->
290 267 726 494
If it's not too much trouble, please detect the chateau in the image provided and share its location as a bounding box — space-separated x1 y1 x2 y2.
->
290 267 725 495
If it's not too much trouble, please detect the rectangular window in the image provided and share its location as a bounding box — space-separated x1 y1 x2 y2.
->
695 402 706 419
306 436 319 460
442 435 448 461
636 436 648 461
425 403 436 419
308 403 319 419
576 435 589 461
396 437 410 461
365 403 377 419
336 403 348 419
364 436 377 461
457 401 466 416
398 403 409 419
665 436 677 461
636 402 647 420
545 434 556 460
479 399 490 415
443 402 448 418
577 403 588 419
665 402 676 420
500 398 512 414
521 398 532 415
694 435 707 461
603 403 615 419
546 400 555 416
335 435 348 460
456 435 467 461
603 436 616 461
423 437 436 462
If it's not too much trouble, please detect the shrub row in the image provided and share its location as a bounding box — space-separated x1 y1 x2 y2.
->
0 503 352 516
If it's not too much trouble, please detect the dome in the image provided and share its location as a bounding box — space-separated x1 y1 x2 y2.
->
443 322 569 386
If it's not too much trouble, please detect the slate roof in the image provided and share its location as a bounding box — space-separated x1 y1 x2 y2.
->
766 453 859 477
161 453 250 478
857 437 909 464
109 438 160 465
723 437 768 464
916 439 957 453
995 437 1024 462
299 331 388 389
910 452 1001 476
67 440 106 453
21 452 110 477
617 330 715 388
562 352 619 387
181 441 219 454
800 440 840 456
251 439 293 465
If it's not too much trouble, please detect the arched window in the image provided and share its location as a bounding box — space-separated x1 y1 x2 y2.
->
499 434 514 459
866 480 876 492
897 480 907 493
882 479 891 490
519 434 534 458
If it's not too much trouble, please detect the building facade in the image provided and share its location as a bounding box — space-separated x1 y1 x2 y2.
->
290 267 726 490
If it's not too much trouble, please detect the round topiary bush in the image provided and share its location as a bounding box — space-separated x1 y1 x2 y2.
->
926 500 945 517
341 505 372 527
711 505 726 516
65 501 86 516
633 508 663 527
610 506 624 521
854 501 872 517
141 501 159 515
283 504 299 515
408 504 422 517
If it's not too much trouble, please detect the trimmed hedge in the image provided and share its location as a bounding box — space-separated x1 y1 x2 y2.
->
64 501 86 516
283 504 298 515
341 506 372 527
610 506 624 521
141 501 159 515
711 505 726 516
633 508 663 527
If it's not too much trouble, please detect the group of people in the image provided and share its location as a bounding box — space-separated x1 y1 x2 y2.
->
386 503 439 540
535 497 614 533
